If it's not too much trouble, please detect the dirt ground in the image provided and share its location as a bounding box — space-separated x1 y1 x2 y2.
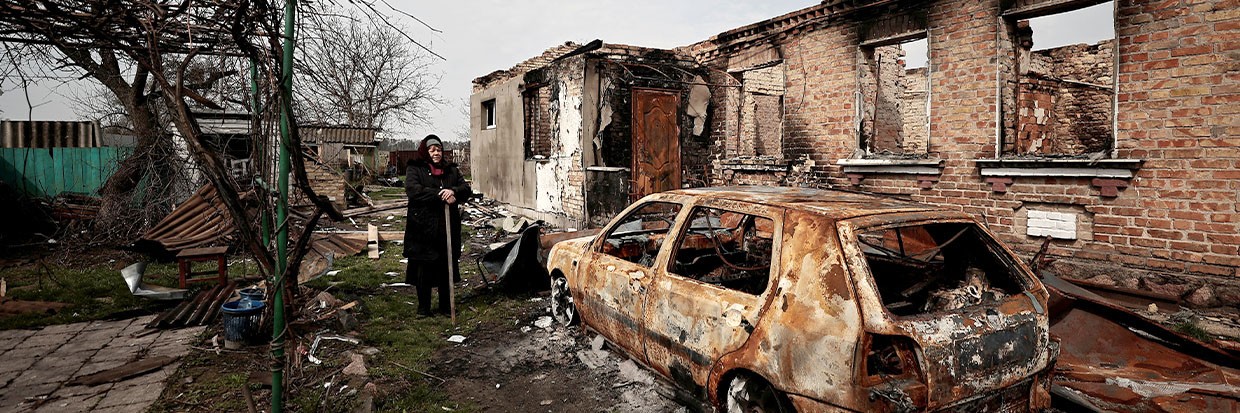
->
428 297 689 413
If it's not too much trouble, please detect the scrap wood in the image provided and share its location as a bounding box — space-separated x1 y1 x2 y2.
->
312 301 358 322
341 200 407 218
367 224 380 259
67 355 177 386
0 298 70 316
392 362 445 383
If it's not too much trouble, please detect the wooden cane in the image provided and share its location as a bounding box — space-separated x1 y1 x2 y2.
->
443 203 456 324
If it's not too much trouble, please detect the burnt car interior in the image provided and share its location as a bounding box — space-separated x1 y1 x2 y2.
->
670 207 774 295
599 201 682 267
855 222 1026 316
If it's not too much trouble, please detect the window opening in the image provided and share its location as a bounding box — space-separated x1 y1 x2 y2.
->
599 202 682 267
854 222 1026 316
736 64 786 158
481 99 496 129
859 37 930 157
670 207 775 296
522 86 553 159
1004 1 1115 156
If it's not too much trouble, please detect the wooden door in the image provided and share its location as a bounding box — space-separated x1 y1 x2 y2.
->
631 89 681 201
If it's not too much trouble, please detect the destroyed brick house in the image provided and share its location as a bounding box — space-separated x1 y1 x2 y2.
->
470 0 1237 305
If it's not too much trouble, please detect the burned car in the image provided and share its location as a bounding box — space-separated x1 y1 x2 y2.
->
545 186 1055 412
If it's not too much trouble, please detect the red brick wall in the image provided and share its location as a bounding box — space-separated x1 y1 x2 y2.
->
694 0 1239 305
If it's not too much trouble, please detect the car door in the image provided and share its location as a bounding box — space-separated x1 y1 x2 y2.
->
641 201 782 389
578 200 684 362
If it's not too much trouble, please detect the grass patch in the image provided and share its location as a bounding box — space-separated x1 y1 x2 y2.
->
367 187 406 202
298 226 494 412
0 260 184 330
1174 321 1213 342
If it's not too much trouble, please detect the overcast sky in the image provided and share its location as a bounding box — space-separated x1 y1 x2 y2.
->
0 1 1112 142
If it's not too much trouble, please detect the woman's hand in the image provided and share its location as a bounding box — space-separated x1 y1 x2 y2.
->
438 189 457 204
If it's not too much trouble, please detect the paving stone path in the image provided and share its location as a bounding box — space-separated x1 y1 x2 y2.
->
0 315 204 412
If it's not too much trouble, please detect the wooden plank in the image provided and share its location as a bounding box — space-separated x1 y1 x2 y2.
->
67 356 178 386
367 224 380 259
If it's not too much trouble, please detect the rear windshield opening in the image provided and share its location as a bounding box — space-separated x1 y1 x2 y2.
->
856 222 1026 316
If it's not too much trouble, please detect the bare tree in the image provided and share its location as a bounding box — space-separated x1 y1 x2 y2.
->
295 10 440 131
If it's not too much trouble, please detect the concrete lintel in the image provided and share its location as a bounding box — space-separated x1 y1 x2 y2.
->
978 167 1135 179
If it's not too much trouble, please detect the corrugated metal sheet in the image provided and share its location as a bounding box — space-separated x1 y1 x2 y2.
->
0 120 101 148
0 147 133 197
137 184 236 254
301 126 379 145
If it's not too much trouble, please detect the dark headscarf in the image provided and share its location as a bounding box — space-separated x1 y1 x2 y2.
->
417 134 445 176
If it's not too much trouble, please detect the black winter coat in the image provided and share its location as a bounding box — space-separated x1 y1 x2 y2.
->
402 160 472 263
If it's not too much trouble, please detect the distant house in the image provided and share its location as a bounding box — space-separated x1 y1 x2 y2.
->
301 125 380 174
470 41 711 228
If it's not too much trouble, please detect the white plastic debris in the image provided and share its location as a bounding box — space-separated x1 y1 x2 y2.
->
528 297 544 302
384 272 400 277
447 335 467 343
386 215 395 220
399 259 408 264
380 283 411 288
326 270 342 276
534 316 553 329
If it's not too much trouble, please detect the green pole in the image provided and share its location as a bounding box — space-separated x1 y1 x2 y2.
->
273 0 295 411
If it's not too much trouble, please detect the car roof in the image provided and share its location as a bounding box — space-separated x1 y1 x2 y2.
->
665 186 941 220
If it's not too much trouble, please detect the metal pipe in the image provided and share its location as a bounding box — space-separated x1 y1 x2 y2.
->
272 0 295 411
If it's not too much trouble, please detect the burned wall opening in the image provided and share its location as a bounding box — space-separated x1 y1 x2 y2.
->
594 60 712 187
1002 1 1115 157
856 10 930 158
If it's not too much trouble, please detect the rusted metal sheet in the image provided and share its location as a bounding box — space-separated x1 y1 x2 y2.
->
136 184 236 255
630 89 681 201
547 186 1055 412
148 280 237 329
0 120 100 148
300 126 378 145
1044 274 1239 413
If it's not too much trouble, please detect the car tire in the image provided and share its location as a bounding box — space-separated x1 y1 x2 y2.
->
550 275 579 326
725 374 795 413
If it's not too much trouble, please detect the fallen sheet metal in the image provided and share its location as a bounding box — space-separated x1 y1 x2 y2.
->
120 262 188 300
296 233 364 284
135 184 236 255
1044 274 1239 412
148 280 237 329
477 224 547 292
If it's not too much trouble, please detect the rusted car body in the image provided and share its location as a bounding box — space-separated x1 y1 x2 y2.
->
546 186 1055 412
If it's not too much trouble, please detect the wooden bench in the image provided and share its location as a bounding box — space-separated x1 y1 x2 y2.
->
176 246 228 288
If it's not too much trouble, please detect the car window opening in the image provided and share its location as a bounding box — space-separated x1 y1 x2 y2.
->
857 222 1025 316
600 202 682 267
672 207 774 296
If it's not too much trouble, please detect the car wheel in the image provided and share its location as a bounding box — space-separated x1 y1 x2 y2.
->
550 275 579 326
726 374 795 413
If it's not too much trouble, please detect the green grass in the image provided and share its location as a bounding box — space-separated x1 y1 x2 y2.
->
367 187 406 202
1174 321 1213 342
0 260 184 330
298 226 494 412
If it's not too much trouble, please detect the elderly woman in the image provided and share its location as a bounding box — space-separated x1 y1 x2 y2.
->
403 134 472 316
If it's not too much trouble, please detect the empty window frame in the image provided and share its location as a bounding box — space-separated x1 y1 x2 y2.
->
1002 1 1116 157
852 222 1029 317
481 99 497 129
598 201 682 267
670 207 775 296
736 64 786 158
522 86 553 160
858 36 930 157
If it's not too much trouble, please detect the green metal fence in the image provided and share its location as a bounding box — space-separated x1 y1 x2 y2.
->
0 147 133 198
